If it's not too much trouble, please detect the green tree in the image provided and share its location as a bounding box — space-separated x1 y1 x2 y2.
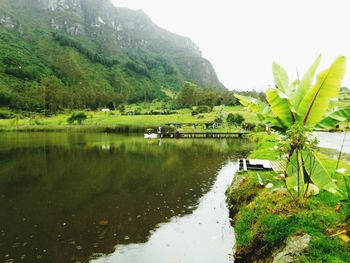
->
176 82 199 108
118 104 126 114
67 112 87 125
235 55 350 199
218 91 238 106
40 76 68 114
227 113 245 126
197 91 219 110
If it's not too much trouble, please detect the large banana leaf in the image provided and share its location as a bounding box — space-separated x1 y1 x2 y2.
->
292 55 321 114
303 148 338 193
289 79 300 93
234 94 269 116
234 93 286 129
234 94 263 112
315 107 350 129
298 56 346 126
272 62 289 93
266 88 294 128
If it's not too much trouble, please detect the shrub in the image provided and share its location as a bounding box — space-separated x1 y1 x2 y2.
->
118 104 126 114
197 105 210 113
134 108 142 115
0 109 15 119
242 122 256 131
255 123 266 132
67 112 87 125
227 113 245 126
106 101 115 110
29 116 42 126
214 117 223 125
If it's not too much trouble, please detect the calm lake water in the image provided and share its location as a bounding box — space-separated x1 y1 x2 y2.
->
0 133 254 263
314 132 350 164
314 131 350 154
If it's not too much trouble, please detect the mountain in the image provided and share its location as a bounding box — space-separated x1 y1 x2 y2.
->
0 0 225 112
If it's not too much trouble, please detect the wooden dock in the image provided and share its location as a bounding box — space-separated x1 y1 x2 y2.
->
158 132 249 139
238 159 286 173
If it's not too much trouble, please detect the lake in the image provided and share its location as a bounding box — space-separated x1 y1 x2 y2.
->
0 133 254 263
314 131 350 164
314 131 350 154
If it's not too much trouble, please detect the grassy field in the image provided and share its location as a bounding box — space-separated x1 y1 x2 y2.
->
0 97 348 132
0 104 259 132
227 133 350 262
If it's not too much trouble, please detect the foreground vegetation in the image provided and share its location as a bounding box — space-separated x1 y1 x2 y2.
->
227 56 350 262
227 133 350 262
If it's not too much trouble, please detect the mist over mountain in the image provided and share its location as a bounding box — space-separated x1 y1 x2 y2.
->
0 0 225 111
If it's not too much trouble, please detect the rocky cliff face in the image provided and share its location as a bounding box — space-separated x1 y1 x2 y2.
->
36 0 81 12
0 0 225 106
0 11 24 35
37 0 202 55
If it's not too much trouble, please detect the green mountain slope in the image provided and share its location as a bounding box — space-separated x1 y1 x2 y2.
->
0 0 225 112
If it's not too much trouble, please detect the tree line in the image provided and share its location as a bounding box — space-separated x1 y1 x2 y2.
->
176 82 266 110
52 32 119 67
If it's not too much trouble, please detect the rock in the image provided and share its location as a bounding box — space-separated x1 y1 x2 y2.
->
305 184 319 197
231 175 246 191
37 0 81 12
0 16 17 29
64 22 85 36
273 234 311 263
265 183 274 189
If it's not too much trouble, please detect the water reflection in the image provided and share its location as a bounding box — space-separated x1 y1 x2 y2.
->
93 162 237 263
0 133 253 262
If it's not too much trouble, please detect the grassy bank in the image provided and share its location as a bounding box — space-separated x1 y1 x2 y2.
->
0 105 259 132
227 133 350 262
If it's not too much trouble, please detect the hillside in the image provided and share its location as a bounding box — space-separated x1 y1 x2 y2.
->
0 0 225 112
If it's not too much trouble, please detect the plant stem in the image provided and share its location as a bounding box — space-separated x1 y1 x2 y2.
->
344 176 350 200
336 120 349 170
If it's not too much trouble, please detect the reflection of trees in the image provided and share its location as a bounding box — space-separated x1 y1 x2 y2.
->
0 134 254 262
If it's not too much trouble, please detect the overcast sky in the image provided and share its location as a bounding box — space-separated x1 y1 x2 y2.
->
111 0 350 91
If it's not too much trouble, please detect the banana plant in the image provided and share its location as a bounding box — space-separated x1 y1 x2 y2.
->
235 55 349 198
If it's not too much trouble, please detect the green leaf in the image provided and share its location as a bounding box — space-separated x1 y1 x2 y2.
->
315 108 350 129
234 93 285 129
272 62 289 93
292 55 321 113
263 116 285 130
234 94 268 114
303 148 338 193
289 79 300 93
298 56 346 126
266 88 294 128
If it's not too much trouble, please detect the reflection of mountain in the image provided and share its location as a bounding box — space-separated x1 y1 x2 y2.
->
0 133 254 262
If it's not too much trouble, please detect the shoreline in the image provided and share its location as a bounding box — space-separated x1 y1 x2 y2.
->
0 124 175 133
226 133 350 262
0 123 347 134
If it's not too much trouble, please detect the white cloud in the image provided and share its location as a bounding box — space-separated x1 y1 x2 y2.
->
112 0 350 91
